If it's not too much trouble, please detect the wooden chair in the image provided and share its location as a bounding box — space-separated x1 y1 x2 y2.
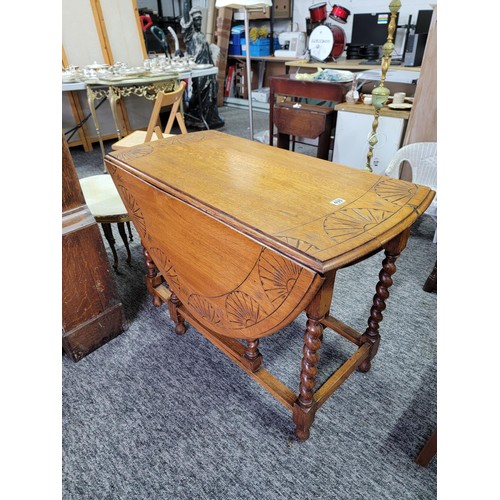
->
273 101 336 161
79 174 133 271
111 80 188 150
268 75 349 162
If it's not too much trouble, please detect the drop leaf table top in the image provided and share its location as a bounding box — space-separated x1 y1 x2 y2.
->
105 130 434 441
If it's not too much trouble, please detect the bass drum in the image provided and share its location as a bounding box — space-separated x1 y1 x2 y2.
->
308 25 333 61
330 25 346 58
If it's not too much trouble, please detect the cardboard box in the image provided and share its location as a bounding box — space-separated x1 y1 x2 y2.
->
252 87 270 103
232 4 289 20
273 0 291 19
234 7 271 21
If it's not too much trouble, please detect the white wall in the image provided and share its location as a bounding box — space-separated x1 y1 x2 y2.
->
100 0 145 66
63 0 145 67
62 0 152 138
62 0 104 67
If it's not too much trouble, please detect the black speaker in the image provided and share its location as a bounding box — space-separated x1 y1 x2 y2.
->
404 32 427 67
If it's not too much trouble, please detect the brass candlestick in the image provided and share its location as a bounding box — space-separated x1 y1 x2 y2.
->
364 0 401 172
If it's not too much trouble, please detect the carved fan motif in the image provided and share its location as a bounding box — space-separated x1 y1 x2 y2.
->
258 250 301 304
157 133 210 147
114 144 154 160
323 208 392 243
110 170 125 186
374 178 417 206
225 291 263 328
106 164 117 175
188 294 222 325
276 236 321 254
148 246 179 290
118 187 146 238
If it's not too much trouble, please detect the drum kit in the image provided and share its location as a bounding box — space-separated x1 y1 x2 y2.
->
307 3 350 61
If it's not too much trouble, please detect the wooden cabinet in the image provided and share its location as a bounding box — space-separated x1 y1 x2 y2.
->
403 6 437 144
62 135 126 361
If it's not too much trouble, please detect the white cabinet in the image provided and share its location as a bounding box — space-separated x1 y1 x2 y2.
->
332 107 409 174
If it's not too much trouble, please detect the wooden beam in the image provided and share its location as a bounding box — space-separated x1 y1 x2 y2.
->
62 45 69 68
206 0 216 44
321 315 363 345
132 0 148 60
66 91 93 152
314 343 371 408
90 0 114 65
215 7 233 107
89 0 133 138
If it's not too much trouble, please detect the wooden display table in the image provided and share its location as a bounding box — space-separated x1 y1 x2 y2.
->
334 101 412 120
105 131 434 440
285 58 421 73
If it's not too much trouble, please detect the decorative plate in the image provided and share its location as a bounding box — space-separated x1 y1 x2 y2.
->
388 103 413 110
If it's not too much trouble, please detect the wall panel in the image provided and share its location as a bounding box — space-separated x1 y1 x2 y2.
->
62 0 106 67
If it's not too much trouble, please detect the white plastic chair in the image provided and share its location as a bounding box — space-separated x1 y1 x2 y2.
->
385 142 437 243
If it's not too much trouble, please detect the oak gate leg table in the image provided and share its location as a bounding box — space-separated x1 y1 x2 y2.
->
105 131 434 441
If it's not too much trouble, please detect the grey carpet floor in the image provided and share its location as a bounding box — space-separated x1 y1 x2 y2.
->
63 106 437 499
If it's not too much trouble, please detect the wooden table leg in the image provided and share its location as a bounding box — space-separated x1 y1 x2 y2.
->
126 221 134 241
293 272 335 441
108 89 123 140
316 113 334 160
241 339 263 372
101 223 118 271
117 222 132 266
423 259 437 293
277 131 290 151
86 87 107 167
359 228 410 373
416 430 437 467
142 245 164 307
168 293 187 335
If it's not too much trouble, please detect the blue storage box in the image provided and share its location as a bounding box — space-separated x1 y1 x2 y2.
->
241 38 271 56
228 42 242 55
230 32 243 46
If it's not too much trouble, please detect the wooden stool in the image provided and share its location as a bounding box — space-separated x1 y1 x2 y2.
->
80 175 133 271
273 102 336 160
